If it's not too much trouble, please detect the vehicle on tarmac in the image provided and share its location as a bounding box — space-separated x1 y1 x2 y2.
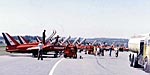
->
128 35 150 72
63 37 80 58
64 44 77 58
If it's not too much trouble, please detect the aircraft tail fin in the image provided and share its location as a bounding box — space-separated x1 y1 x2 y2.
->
92 40 97 45
73 37 80 45
61 36 71 44
46 30 56 43
17 36 29 44
35 36 42 42
2 33 20 46
79 38 86 44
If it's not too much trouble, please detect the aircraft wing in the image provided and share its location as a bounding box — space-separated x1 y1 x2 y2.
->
26 46 39 50
26 45 49 50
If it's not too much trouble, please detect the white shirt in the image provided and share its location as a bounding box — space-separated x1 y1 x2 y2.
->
114 47 119 51
97 47 100 52
38 43 43 50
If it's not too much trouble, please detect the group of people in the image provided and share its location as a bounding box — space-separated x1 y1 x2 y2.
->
95 45 119 57
110 46 119 57
95 46 105 56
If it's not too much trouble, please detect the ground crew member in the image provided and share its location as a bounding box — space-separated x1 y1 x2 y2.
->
99 46 102 56
43 30 46 45
115 45 119 57
130 54 134 67
129 53 132 61
38 41 44 60
116 49 119 57
109 45 113 57
93 46 97 56
101 45 105 56
97 46 100 56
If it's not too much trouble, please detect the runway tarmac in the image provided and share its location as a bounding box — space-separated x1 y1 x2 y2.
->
0 51 149 75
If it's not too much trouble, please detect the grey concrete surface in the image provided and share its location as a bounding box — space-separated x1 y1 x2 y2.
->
0 51 149 75
54 51 149 75
0 54 61 75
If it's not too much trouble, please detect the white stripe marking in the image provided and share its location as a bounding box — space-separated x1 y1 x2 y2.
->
49 58 64 75
20 36 26 44
5 33 15 45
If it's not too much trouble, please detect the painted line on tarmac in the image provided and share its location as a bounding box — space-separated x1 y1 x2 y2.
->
49 58 65 75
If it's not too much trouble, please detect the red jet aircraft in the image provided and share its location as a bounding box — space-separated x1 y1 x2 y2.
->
2 33 41 57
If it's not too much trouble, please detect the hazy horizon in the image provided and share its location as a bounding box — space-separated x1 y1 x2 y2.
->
0 0 150 39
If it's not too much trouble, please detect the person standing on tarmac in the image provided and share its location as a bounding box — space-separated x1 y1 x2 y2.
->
93 46 97 56
43 30 46 45
109 45 113 57
115 45 119 57
129 53 132 61
97 46 100 56
130 54 134 66
101 44 105 56
38 41 44 60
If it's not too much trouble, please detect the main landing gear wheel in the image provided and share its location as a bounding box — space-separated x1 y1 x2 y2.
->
32 52 38 58
64 54 67 58
143 57 150 72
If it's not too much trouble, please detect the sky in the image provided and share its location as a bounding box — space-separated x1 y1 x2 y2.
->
0 0 150 39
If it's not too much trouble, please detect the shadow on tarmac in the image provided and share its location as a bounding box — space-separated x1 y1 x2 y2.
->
8 53 61 58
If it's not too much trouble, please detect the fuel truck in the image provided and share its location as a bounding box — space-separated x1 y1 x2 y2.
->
128 34 150 72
